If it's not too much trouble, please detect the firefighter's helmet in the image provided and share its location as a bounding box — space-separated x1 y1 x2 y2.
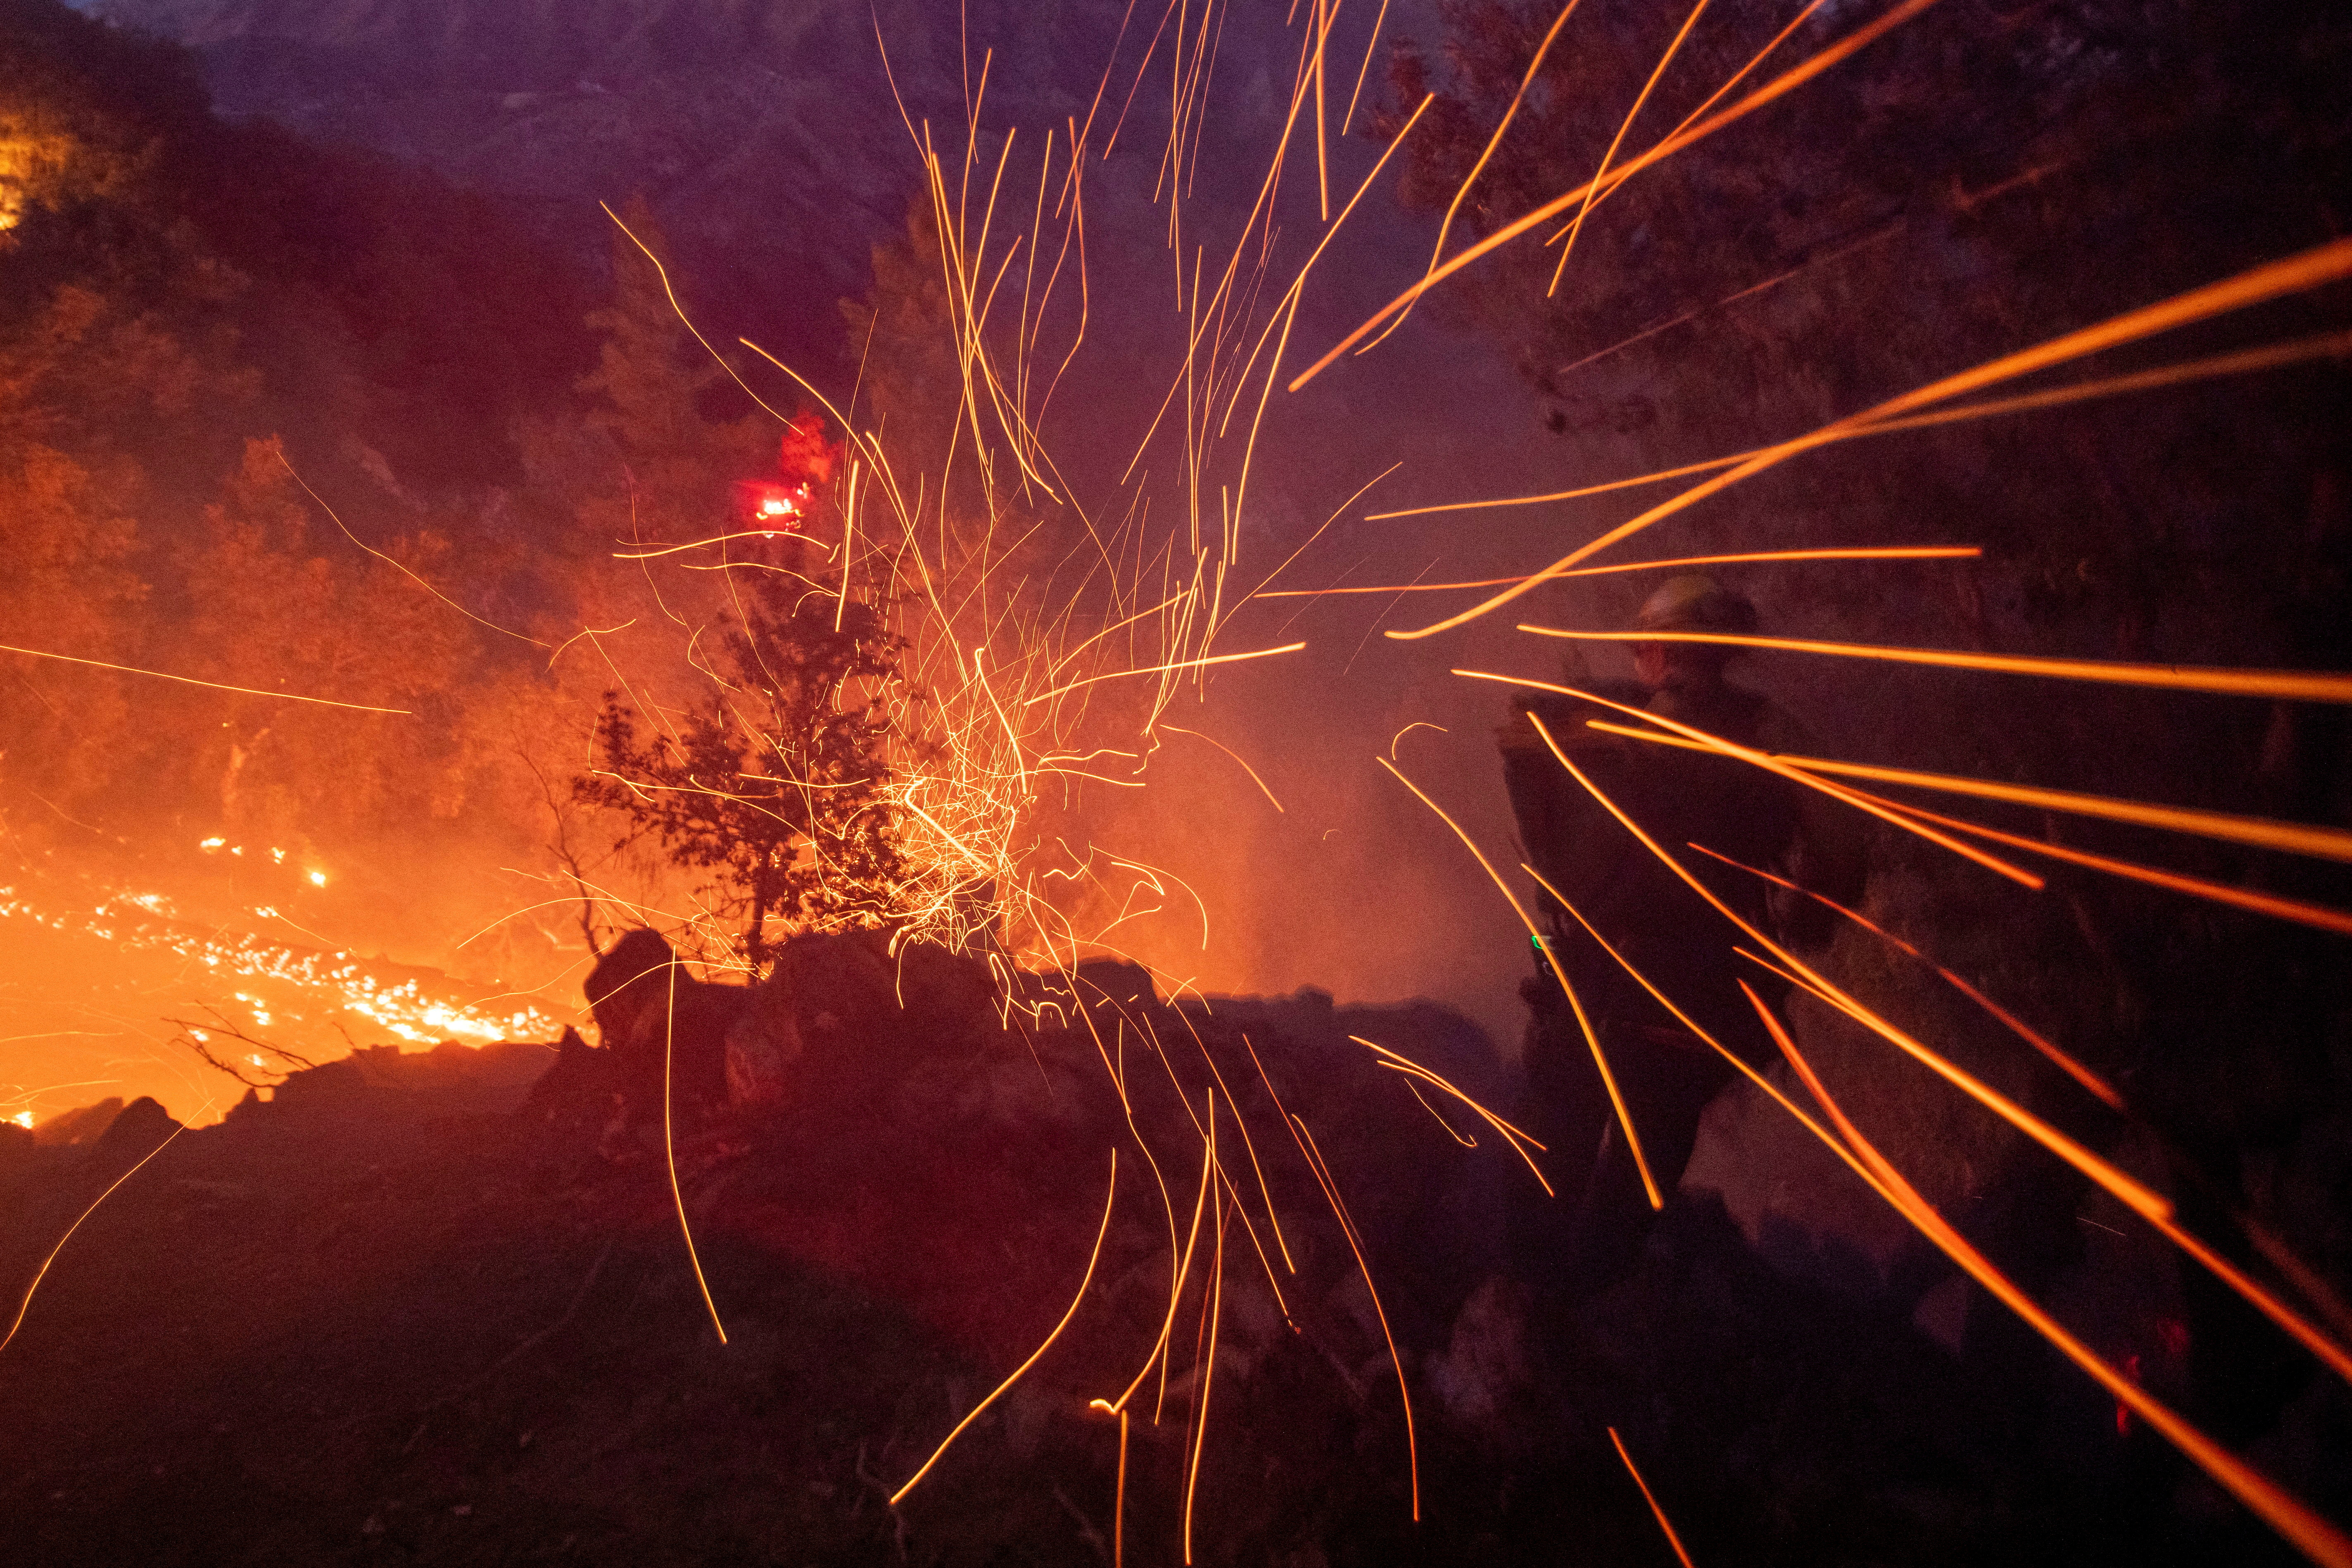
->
1634 574 1757 636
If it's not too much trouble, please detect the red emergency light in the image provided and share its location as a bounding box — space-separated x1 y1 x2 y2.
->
735 481 811 529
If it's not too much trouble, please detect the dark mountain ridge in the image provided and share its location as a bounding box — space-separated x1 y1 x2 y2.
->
5 0 596 491
88 0 1140 384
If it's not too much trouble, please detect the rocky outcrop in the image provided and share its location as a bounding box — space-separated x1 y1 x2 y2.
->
87 1095 180 1160
581 927 748 1124
552 929 1514 1412
724 930 1005 1112
29 1096 131 1147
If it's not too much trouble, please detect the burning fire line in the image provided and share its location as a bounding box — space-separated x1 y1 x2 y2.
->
0 882 556 1052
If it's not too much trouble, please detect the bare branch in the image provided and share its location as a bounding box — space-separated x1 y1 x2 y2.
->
521 744 608 957
166 1003 319 1089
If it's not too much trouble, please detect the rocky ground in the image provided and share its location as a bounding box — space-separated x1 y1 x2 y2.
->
0 959 2338 1565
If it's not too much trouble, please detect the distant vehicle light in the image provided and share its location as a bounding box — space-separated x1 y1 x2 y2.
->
731 479 815 530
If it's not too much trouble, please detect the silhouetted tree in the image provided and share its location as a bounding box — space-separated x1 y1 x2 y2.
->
575 569 915 974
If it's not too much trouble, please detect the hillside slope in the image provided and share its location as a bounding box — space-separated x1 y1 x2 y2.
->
90 0 1129 377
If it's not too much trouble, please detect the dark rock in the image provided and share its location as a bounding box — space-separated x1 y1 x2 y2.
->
88 1097 179 1163
582 928 747 1124
32 1096 126 1147
1070 957 1157 1011
230 1041 556 1127
520 1025 623 1132
724 931 1002 1116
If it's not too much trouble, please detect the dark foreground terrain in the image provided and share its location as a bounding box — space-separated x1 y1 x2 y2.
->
0 971 2340 1567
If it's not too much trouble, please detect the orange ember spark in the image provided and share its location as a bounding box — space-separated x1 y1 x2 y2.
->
1520 710 2175 1226
1609 1426 1698 1568
892 1151 1118 1506
1523 626 2352 706
0 643 410 713
1181 1168 1226 1565
1377 237 2352 639
1367 330 2352 524
1842 787 2352 939
1376 755 1660 1208
1542 0 1715 297
1684 841 2125 1112
1290 0 1952 390
1285 1113 1420 1521
1020 641 1307 707
1252 546 1980 596
1754 988 2352 1568
658 965 727 1346
1348 1033 1553 1195
1366 0 1589 355
1468 671 2045 887
2 1108 193 1358
1769 753 2352 866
